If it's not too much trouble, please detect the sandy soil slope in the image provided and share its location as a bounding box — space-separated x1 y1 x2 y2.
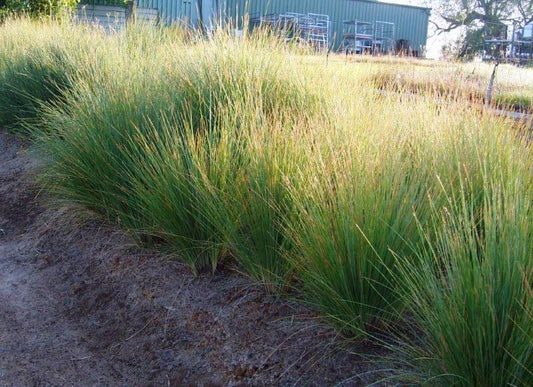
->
0 129 386 386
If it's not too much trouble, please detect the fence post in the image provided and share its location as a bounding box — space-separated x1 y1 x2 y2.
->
487 61 499 106
126 0 136 25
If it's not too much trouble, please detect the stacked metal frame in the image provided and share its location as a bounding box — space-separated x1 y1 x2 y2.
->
224 0 430 55
342 19 395 55
342 20 373 54
252 11 330 52
374 21 395 54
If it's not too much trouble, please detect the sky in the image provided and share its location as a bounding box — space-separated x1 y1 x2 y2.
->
381 0 458 59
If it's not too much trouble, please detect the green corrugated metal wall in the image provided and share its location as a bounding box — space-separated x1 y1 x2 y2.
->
131 0 429 53
136 0 201 25
224 0 430 53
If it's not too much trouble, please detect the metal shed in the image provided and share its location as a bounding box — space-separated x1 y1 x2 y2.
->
131 0 430 55
223 0 430 54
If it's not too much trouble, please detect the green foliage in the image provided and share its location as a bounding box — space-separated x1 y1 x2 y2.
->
0 20 107 133
0 44 73 130
288 132 434 335
395 141 533 385
431 0 533 57
493 93 533 111
35 29 322 275
219 125 312 291
0 8 10 21
3 0 78 17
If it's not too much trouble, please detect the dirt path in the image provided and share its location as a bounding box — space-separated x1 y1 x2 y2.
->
0 130 384 386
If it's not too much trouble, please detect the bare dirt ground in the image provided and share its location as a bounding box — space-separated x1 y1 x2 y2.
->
0 129 386 386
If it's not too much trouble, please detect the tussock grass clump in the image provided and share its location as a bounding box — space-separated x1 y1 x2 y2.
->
289 151 430 335
38 30 324 275
393 126 533 385
286 95 440 336
219 124 314 291
0 19 107 133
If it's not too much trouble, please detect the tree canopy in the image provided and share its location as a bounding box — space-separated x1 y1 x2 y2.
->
0 0 78 17
429 0 533 57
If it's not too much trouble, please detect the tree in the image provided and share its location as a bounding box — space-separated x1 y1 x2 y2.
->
1 0 78 17
428 0 533 58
